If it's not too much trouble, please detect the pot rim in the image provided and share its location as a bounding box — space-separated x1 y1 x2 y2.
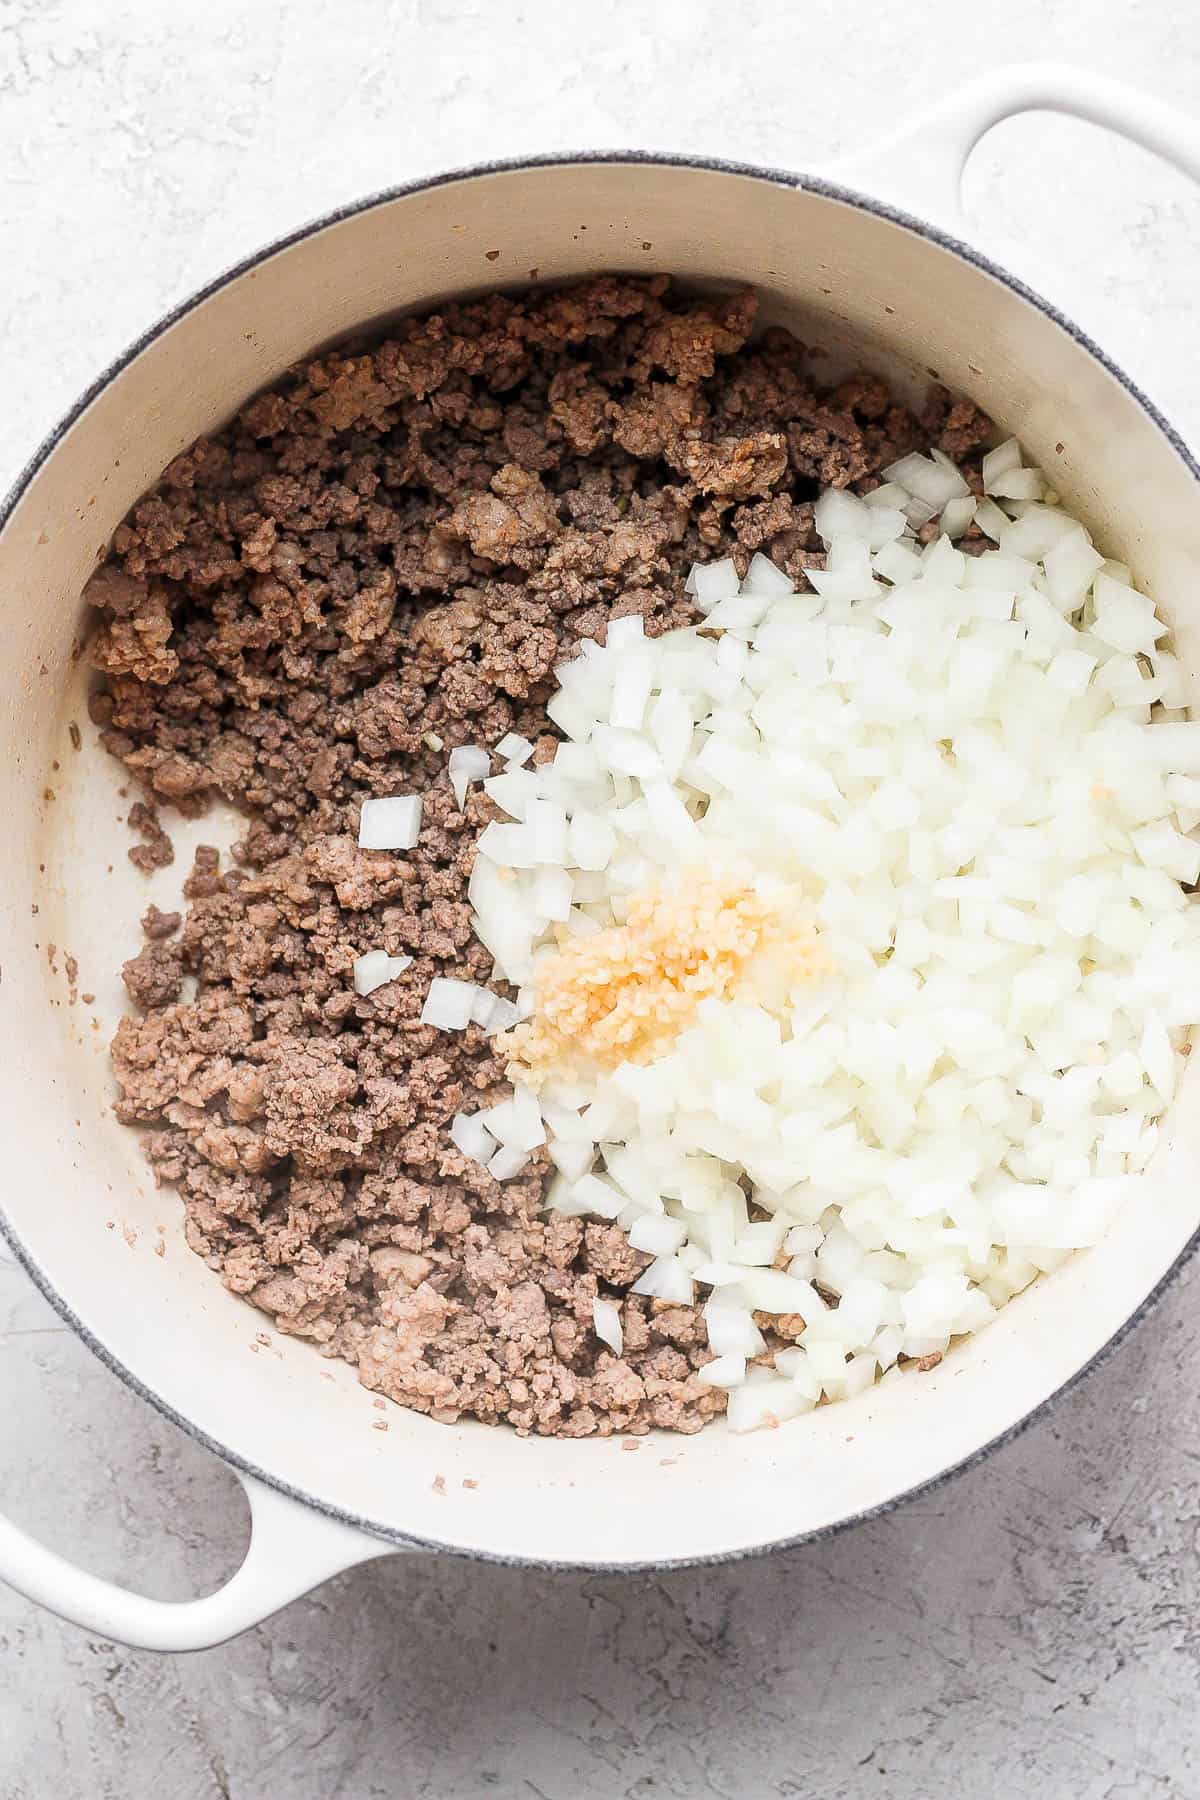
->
4 147 1199 1574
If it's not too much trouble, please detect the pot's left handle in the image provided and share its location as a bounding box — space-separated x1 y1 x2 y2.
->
829 62 1200 235
0 1471 402 1650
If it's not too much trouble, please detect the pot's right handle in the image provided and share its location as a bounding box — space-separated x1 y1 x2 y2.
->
830 62 1200 234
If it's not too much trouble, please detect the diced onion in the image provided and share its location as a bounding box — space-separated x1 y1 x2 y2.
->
488 1144 530 1181
495 732 535 766
420 977 479 1030
482 1084 546 1153
628 1214 688 1256
352 950 412 995
450 1111 496 1166
592 1297 624 1353
448 744 490 809
939 495 977 539
697 1354 747 1388
359 794 422 850
434 462 1200 1433
691 558 740 609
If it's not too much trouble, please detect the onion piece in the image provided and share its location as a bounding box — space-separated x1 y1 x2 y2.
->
488 1144 530 1181
973 496 1010 541
628 1214 688 1256
450 1111 496 1166
727 1380 809 1432
883 450 970 508
352 950 413 995
550 1137 596 1182
358 794 422 850
703 1302 766 1358
495 732 535 766
630 1254 694 1304
448 744 490 809
469 987 520 1034
988 466 1045 501
740 552 795 596
982 438 1022 488
697 1354 747 1388
690 558 740 610
482 1084 546 1153
592 1297 624 1354
606 614 646 651
477 821 536 868
420 977 480 1030
939 495 977 539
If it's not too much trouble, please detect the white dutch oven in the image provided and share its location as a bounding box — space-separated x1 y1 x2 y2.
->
3 65 1200 1652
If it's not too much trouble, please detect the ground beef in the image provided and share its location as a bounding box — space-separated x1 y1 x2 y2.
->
141 902 182 939
89 275 991 1437
125 801 174 872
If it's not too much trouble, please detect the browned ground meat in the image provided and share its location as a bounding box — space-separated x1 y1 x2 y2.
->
88 275 991 1437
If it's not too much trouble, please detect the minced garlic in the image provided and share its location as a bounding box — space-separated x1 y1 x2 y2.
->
500 875 827 1084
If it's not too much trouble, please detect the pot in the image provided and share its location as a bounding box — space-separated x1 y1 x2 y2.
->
3 63 1200 1652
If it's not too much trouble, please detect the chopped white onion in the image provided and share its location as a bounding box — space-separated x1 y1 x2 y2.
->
939 495 977 539
988 466 1044 501
477 821 535 868
448 744 490 808
741 551 796 596
359 794 422 850
592 1297 624 1354
420 977 479 1030
628 1214 688 1256
691 557 741 610
704 1302 766 1358
352 950 413 996
606 614 646 652
697 1354 747 1389
482 1084 546 1153
439 444 1200 1432
631 1254 695 1304
495 731 535 766
883 450 969 509
982 438 1022 489
469 987 521 1034
450 1111 496 1166
488 1144 530 1181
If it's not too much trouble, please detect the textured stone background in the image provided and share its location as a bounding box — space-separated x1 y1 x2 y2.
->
3 2 1200 1795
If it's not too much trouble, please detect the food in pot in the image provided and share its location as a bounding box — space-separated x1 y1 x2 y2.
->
451 454 1200 1428
85 277 1200 1437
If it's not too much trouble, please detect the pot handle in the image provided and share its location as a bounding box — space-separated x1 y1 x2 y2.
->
0 1469 401 1651
830 61 1200 232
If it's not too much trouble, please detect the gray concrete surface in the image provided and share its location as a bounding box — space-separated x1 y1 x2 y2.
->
3 1 1200 1794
